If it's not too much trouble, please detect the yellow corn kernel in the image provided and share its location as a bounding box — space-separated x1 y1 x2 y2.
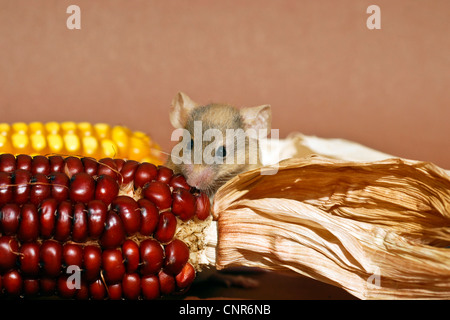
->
128 135 150 160
30 133 47 153
133 131 153 144
47 134 64 153
45 122 60 134
94 123 110 139
111 126 130 158
12 122 28 134
63 133 81 153
78 122 94 136
100 139 119 158
11 132 30 153
0 123 10 136
29 122 45 134
61 121 77 134
82 136 99 157
0 135 12 154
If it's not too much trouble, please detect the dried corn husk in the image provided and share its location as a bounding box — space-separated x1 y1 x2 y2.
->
212 156 450 299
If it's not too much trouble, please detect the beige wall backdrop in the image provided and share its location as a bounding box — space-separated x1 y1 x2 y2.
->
1 0 449 168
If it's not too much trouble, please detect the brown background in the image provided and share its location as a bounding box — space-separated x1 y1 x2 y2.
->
0 0 448 299
1 0 449 169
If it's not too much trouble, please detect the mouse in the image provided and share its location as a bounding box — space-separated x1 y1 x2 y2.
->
164 92 272 290
165 92 272 199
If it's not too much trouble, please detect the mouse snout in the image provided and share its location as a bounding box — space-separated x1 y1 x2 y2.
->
183 164 215 191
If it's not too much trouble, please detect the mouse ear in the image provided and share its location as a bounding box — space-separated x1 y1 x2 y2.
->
169 92 198 128
240 104 272 138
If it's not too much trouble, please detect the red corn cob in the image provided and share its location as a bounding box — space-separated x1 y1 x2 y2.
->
0 153 211 299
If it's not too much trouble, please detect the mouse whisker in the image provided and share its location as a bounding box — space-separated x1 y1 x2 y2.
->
159 150 185 163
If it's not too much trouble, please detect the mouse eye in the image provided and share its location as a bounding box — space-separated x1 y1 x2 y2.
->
187 139 194 150
216 146 227 159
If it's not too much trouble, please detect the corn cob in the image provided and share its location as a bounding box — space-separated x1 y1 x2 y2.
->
0 153 213 299
0 122 164 165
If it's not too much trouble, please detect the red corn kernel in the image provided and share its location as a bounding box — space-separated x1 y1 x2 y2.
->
99 211 126 249
72 202 88 242
102 249 126 284
0 203 20 235
89 278 107 300
158 270 175 295
156 166 173 184
16 154 32 171
19 242 40 276
48 155 64 172
122 239 140 273
82 157 98 176
172 187 196 221
83 245 102 282
0 172 13 206
30 173 51 206
141 275 160 300
39 198 58 239
40 240 63 277
122 273 141 300
18 203 39 242
119 160 139 185
97 158 118 181
154 211 177 244
3 269 22 296
0 154 200 300
39 277 56 296
0 236 19 272
54 200 73 242
137 198 159 236
87 199 107 238
95 175 119 207
57 274 76 299
31 155 50 175
12 169 31 204
107 282 123 300
164 239 190 275
143 180 172 210
140 238 164 275
169 174 190 190
134 162 157 189
48 172 70 203
112 195 141 235
69 172 95 203
64 156 84 178
62 243 83 268
0 153 16 172
195 192 211 220
175 262 196 289
114 158 125 172
75 279 89 300
23 278 40 297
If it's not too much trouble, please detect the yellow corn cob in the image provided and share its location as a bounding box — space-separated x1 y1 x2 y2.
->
0 122 164 165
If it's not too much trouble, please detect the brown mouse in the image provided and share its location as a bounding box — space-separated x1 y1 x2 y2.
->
165 92 272 199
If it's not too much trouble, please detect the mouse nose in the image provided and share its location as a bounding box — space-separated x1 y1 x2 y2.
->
186 166 215 190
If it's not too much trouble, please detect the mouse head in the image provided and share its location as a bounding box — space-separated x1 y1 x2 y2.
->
169 92 271 196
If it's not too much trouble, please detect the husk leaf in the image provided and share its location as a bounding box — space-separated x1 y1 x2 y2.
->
212 156 450 299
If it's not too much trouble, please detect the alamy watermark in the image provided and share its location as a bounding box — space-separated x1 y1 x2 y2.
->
66 265 81 289
169 121 280 175
367 266 381 288
65 5 380 31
